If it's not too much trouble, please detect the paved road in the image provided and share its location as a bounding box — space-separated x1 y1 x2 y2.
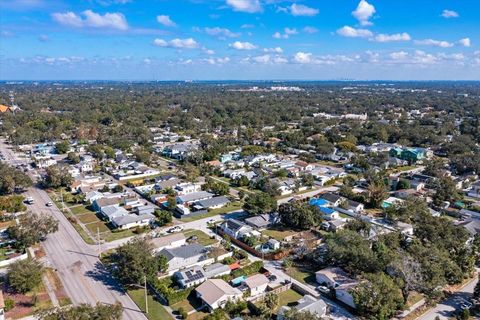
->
417 272 478 320
1 139 146 320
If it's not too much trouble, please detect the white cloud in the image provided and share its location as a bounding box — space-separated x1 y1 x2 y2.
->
352 0 376 26
263 47 283 53
374 32 411 42
252 54 271 63
273 56 288 64
226 0 262 13
458 38 471 47
441 9 459 18
204 27 240 38
273 27 298 39
143 58 151 64
289 3 319 17
389 51 408 60
303 26 318 34
293 52 312 64
241 24 254 29
52 10 128 30
336 26 372 38
156 15 176 27
229 41 257 50
82 10 128 30
153 38 199 49
52 11 83 27
205 57 230 65
414 39 454 48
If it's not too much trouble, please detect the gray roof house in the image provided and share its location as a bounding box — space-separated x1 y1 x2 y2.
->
195 196 230 210
277 295 327 320
220 219 253 239
111 213 155 230
101 205 129 221
204 263 231 279
177 191 214 205
244 213 276 229
159 243 208 272
174 266 206 289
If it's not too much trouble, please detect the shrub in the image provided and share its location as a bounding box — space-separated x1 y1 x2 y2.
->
4 297 15 311
178 307 188 319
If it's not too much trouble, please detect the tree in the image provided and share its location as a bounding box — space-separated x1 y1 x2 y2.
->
8 258 43 293
55 140 70 154
300 173 314 187
154 210 172 226
396 179 411 190
264 292 279 310
8 213 59 248
432 176 461 206
67 152 80 164
36 302 123 320
224 299 247 317
423 158 446 177
278 202 321 230
167 194 177 210
367 182 388 208
158 255 169 273
0 162 32 195
243 192 277 215
44 165 73 188
352 273 404 320
114 237 161 284
235 175 250 187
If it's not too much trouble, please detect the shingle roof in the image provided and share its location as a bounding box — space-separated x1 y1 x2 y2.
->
319 193 343 203
178 191 214 203
196 196 230 208
196 279 241 306
245 274 269 289
148 233 186 250
160 243 206 261
112 213 155 226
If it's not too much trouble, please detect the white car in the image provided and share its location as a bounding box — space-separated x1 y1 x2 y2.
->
168 226 184 233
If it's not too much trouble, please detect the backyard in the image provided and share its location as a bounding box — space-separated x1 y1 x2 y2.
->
179 201 243 222
183 229 217 246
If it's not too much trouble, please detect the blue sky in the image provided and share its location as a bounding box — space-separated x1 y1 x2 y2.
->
1 0 479 80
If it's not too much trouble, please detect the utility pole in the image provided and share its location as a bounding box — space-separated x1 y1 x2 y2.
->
97 227 101 256
144 274 148 314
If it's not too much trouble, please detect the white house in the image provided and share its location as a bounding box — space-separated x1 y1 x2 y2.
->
244 273 269 297
315 267 358 309
195 279 242 311
175 182 202 195
277 295 327 320
111 213 155 230
148 233 187 254
159 243 208 273
220 219 253 239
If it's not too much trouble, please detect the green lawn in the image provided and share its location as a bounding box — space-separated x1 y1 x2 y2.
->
128 289 174 320
180 202 243 222
183 229 217 246
262 227 297 241
103 228 136 242
276 289 302 311
77 213 100 224
285 266 317 285
70 205 92 215
84 221 110 234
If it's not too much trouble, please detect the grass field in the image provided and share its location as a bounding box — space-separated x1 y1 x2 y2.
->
70 205 92 215
262 227 297 241
285 265 317 285
183 229 217 246
128 289 174 320
276 289 303 311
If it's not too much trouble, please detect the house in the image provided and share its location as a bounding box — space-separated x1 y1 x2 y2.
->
267 238 280 250
244 213 276 229
135 204 156 215
346 199 364 213
148 233 187 254
85 191 104 204
318 207 339 220
382 197 404 209
223 168 246 180
93 197 122 212
175 182 202 195
220 219 253 239
389 147 427 163
35 157 57 168
195 279 242 311
175 266 206 288
159 243 208 272
396 222 414 236
111 213 155 230
395 189 418 199
162 143 197 160
177 191 214 205
277 295 327 320
155 178 182 191
319 193 343 207
315 267 358 309
458 218 480 241
195 196 230 210
328 219 347 232
468 181 480 199
101 205 129 221
244 273 269 296
204 263 231 279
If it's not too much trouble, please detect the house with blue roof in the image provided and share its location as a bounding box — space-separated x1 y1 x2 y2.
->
309 198 339 220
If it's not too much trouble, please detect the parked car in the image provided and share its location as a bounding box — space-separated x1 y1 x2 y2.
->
316 285 330 294
268 275 277 282
46 202 53 207
168 226 184 233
